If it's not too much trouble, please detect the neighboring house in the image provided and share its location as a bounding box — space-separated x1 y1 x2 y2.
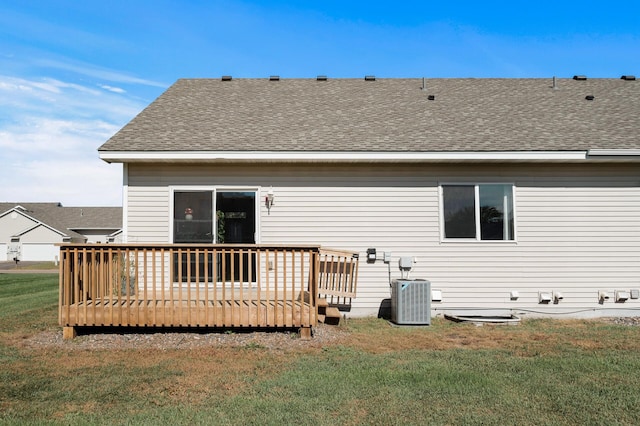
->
98 76 640 318
0 203 122 261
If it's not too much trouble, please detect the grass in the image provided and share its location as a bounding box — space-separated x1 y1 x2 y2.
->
0 274 58 331
2 273 640 425
4 261 58 271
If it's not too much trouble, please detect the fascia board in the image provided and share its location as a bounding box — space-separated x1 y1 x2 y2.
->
0 206 26 219
100 150 589 163
588 149 640 157
68 227 122 231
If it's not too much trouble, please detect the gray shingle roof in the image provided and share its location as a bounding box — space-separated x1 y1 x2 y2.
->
99 77 640 153
0 203 122 239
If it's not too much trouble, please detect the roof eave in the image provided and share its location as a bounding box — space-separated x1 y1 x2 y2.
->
587 149 640 159
99 150 605 164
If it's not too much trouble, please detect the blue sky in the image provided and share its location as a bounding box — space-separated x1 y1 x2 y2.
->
1 0 638 206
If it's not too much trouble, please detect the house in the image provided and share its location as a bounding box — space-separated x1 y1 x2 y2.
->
0 203 122 262
95 75 640 319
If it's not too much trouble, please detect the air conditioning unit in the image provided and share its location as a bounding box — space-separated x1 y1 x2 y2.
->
391 279 431 325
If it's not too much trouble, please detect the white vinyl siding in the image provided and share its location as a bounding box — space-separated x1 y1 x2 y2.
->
0 212 37 241
18 224 64 243
21 244 60 262
126 163 640 317
72 230 117 243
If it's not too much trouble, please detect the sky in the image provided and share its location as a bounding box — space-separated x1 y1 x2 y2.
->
1 1 638 206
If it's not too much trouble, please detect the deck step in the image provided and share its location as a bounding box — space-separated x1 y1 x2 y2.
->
325 307 341 318
324 307 341 325
317 298 341 325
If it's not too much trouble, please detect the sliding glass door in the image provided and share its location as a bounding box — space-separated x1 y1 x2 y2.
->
172 189 257 282
173 190 256 244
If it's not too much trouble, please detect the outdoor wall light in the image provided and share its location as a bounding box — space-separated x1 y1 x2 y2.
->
265 187 275 214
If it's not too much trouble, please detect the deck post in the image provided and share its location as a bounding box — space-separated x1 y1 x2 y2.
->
63 326 77 340
299 326 312 340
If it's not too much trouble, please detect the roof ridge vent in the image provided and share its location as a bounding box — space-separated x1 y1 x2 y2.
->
621 75 636 81
269 75 280 81
316 75 328 81
573 75 587 81
364 75 376 81
221 75 232 81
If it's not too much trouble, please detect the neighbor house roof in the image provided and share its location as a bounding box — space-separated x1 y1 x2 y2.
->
99 77 640 163
0 203 122 240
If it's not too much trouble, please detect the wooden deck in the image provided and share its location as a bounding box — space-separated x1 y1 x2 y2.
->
62 298 314 328
59 244 358 339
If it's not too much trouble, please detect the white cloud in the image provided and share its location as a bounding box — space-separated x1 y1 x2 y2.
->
0 74 146 206
0 118 117 153
99 84 126 94
0 76 101 95
34 58 167 88
0 158 123 206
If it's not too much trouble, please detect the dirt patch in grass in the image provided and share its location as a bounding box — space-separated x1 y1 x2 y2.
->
10 323 353 406
340 317 640 356
340 318 519 353
22 345 293 406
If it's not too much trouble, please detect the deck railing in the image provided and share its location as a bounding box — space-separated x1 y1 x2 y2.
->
59 244 359 337
317 248 359 306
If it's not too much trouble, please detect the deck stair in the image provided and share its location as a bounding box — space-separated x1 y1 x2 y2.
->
316 248 359 326
317 297 342 325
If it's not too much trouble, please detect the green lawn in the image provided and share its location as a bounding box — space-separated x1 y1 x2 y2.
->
0 273 58 331
1 273 640 425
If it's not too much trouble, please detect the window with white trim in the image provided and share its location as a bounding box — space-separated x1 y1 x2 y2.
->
441 184 515 241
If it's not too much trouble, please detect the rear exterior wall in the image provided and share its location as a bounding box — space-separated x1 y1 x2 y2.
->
124 162 640 318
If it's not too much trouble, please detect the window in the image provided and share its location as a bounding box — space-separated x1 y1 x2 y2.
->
441 184 514 241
